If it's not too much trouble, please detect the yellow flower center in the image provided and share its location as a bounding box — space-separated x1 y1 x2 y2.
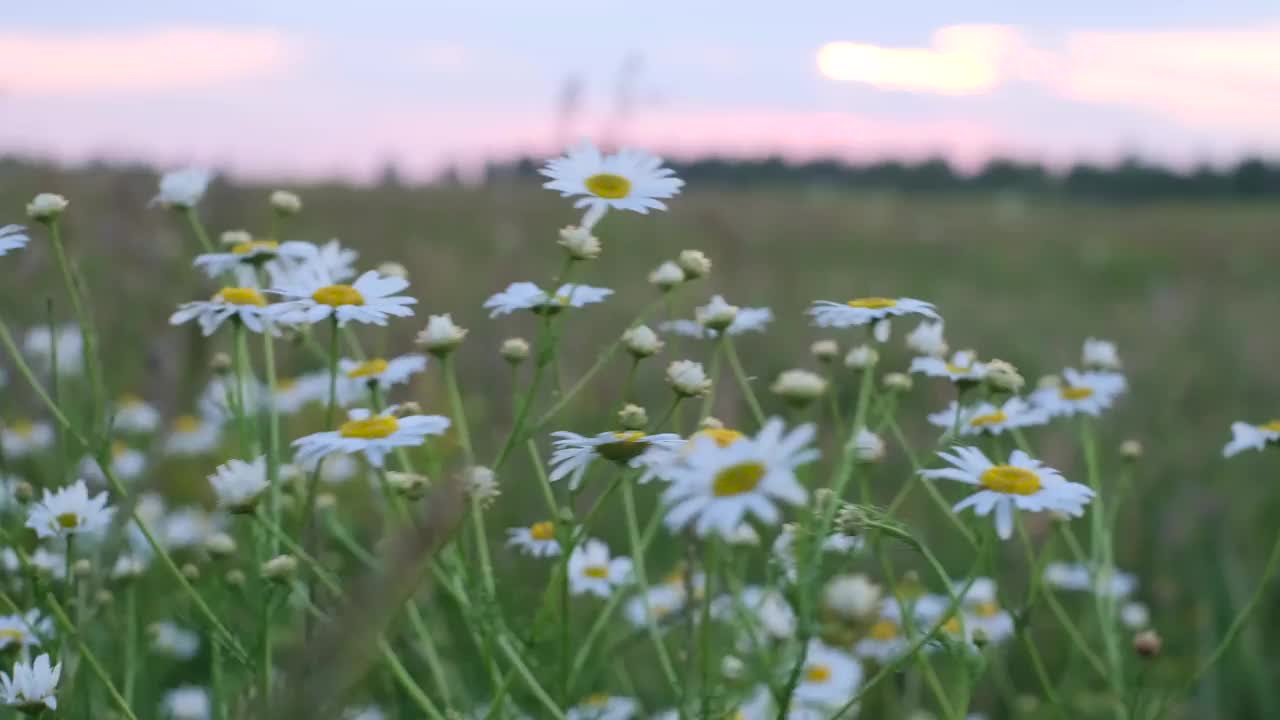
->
1258 420 1280 432
712 461 766 497
585 693 610 707
974 601 1001 618
583 565 609 579
346 358 389 379
942 616 964 636
0 629 25 642
230 240 279 255
339 415 400 439
869 619 900 641
56 512 80 529
216 287 267 307
1060 386 1094 401
530 521 556 541
979 465 1042 495
277 377 297 390
804 664 833 684
312 284 364 307
694 428 744 448
969 411 1008 427
584 173 632 199
118 393 143 406
846 297 897 309
946 363 974 375
10 419 34 438
598 431 649 462
174 415 201 433
111 440 128 458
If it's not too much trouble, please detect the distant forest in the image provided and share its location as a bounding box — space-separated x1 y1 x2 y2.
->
498 155 1280 201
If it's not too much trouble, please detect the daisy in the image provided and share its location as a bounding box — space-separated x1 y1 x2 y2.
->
952 578 1015 645
192 238 311 278
292 407 450 467
26 480 112 539
920 447 1094 540
267 239 359 287
772 525 865 582
161 685 211 720
910 350 988 384
660 307 774 339
567 539 632 598
0 610 51 650
170 286 277 336
149 621 202 660
0 225 29 256
1223 420 1280 457
270 373 326 414
809 297 937 331
483 282 613 317
78 441 147 483
1 419 54 458
113 394 160 434
548 430 683 490
23 325 82 376
927 397 1050 436
854 600 912 663
152 167 212 208
712 586 797 640
336 354 428 405
28 549 67 582
286 454 362 486
163 415 223 456
541 142 684 229
565 693 640 720
906 320 948 357
793 640 864 709
1082 337 1122 371
199 376 265 422
623 583 686 627
208 456 269 513
1043 562 1137 598
161 508 225 551
270 270 416 327
661 418 817 537
1031 368 1120 417
1 654 60 713
505 520 561 558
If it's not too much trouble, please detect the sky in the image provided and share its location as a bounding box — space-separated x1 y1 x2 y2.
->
2 1 1278 182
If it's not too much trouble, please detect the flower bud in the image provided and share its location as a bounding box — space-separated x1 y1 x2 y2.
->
810 340 839 363
622 325 664 358
696 296 738 332
648 261 685 290
1082 338 1121 371
416 314 468 356
1120 440 1143 461
225 569 246 588
27 193 68 221
376 261 408 280
210 352 233 374
261 555 298 582
699 416 725 430
500 337 530 364
851 428 886 463
220 229 253 246
1037 374 1061 390
269 190 302 215
394 401 423 416
463 466 500 508
844 345 878 370
14 482 34 504
558 225 601 260
617 404 648 430
906 320 948 358
316 492 337 511
204 532 236 557
95 589 114 607
73 559 92 578
823 574 882 620
882 372 913 393
1121 601 1150 629
677 250 711 279
984 359 1025 394
721 655 745 680
181 563 200 581
667 360 711 397
1133 629 1162 658
771 369 828 406
387 471 430 499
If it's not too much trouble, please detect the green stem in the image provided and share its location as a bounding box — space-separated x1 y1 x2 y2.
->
378 637 447 720
620 482 681 693
46 594 139 720
723 337 765 426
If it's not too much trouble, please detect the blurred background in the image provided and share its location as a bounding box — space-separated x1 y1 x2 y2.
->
2 2 1280 717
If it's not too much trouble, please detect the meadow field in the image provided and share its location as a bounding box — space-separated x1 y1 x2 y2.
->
0 159 1278 719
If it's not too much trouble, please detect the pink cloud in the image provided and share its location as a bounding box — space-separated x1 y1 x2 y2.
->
0 27 300 95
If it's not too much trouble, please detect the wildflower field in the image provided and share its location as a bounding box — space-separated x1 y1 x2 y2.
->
0 152 1277 720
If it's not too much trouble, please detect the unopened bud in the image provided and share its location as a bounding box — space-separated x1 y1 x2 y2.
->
463 466 500 508
622 325 664 358
771 369 828 406
696 296 738 332
721 655 745 679
676 250 711 279
984 359 1025 394
376 261 408 280
205 532 236 557
181 563 200 581
26 193 68 221
500 338 530 364
14 482 34 504
810 340 839 363
1120 440 1143 461
618 404 648 430
883 372 913 393
416 314 468 356
210 353 233 374
225 569 246 588
261 554 298 582
316 493 337 511
220 230 252 246
73 559 92 578
699 416 725 430
387 471 430 499
269 190 302 215
1133 629 1162 658
667 360 711 397
558 225 602 260
844 345 878 370
648 261 685 290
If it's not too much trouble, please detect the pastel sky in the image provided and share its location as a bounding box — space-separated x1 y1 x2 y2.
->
2 1 1278 181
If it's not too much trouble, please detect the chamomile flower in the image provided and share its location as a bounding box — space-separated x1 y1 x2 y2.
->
113 394 160 434
78 441 147 484
1043 562 1137 597
921 447 1093 540
26 480 112 539
927 397 1050 436
565 693 640 720
712 586 797 640
1031 368 1120 417
161 508 224 551
483 282 613 317
267 239 358 286
772 524 865 582
271 373 327 414
910 350 988 384
0 225 29 256
170 287 277 336
1 419 54 458
207 457 269 513
271 270 416 327
548 431 683 490
541 142 684 229
163 415 223 456
193 239 315 279
23 325 82 376
1 653 60 713
808 297 938 331
952 578 1015 645
1082 337 1122 371
567 539 632 598
199 376 265 422
162 685 211 720
906 320 949 357
0 610 51 650
659 307 774 339
661 419 817 537
855 600 912 663
292 407 450 468
286 454 362 486
505 521 561 558
623 582 687 628
336 354 428 405
1223 420 1280 457
149 621 201 660
153 167 212 208
793 640 864 709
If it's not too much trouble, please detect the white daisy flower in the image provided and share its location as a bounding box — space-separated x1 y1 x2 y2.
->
1031 368 1120 417
161 508 225 551
267 239 358 286
661 418 817 537
78 441 147 484
623 583 686 627
149 621 201 660
793 640 864 709
193 239 316 279
292 407 450 468
951 578 1015 645
906 320 948 358
910 350 988 384
208 456 269 513
163 415 223 456
1 653 60 713
1082 338 1122 371
927 397 1050 436
0 225 29 257
199 376 265 423
113 394 160 434
567 539 632 598
1223 420 1280 457
809 297 938 330
1 419 54 458
659 307 773 339
483 282 613 317
23 325 83 376
153 167 212 208
169 286 277 336
0 610 51 650
112 554 149 580
286 453 362 486
565 693 640 720
27 548 67 582
161 685 211 720
541 142 684 229
712 585 797 640
26 480 112 540
336 354 428 405
548 430 683 490
1043 562 1137 598
854 601 911 664
823 574 882 621
505 520 561 558
920 447 1094 540
271 373 328 415
772 525 865 582
270 270 416 327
